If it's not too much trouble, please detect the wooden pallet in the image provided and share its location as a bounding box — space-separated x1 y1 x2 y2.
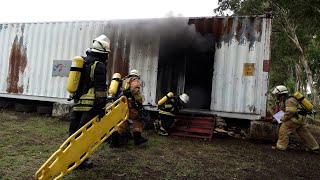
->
170 115 215 141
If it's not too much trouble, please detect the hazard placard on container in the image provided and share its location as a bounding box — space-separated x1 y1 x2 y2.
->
243 63 255 76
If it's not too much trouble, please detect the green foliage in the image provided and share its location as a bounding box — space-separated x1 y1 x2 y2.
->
284 76 295 93
307 38 320 93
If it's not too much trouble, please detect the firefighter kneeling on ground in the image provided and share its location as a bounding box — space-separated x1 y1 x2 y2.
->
109 69 148 148
271 85 319 153
154 93 190 136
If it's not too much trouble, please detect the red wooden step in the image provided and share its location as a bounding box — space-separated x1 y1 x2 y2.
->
170 115 216 141
175 126 213 134
170 131 212 140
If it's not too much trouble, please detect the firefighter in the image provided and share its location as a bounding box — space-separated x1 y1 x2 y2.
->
68 35 110 168
271 85 319 153
109 69 148 147
155 93 189 136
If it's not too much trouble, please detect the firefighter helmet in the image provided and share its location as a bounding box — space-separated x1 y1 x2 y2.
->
129 69 140 77
179 93 189 104
272 85 288 95
91 35 111 53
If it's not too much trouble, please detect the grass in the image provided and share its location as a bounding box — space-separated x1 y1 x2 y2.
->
1 110 320 180
0 111 67 179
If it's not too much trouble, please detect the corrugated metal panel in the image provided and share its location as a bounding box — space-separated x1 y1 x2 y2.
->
0 20 159 106
129 33 160 106
189 16 271 119
107 22 130 81
0 21 123 102
107 21 160 106
0 17 272 120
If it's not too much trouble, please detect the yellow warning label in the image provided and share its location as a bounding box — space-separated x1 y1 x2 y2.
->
243 63 255 76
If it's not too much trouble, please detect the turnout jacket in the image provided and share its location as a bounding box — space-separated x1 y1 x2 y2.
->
122 76 143 107
159 97 182 117
280 96 306 125
73 52 108 111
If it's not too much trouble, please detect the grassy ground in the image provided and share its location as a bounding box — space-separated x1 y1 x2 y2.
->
1 110 320 180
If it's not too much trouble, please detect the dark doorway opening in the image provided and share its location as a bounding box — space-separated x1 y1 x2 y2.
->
156 20 214 109
184 51 214 109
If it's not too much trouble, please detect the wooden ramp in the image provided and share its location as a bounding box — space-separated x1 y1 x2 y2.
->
170 115 216 141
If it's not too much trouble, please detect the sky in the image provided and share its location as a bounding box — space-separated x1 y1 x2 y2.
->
0 0 219 23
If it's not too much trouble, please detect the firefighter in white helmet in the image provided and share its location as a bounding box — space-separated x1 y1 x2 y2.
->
109 69 148 147
154 93 190 136
68 34 111 168
91 35 111 53
271 85 319 153
129 69 139 77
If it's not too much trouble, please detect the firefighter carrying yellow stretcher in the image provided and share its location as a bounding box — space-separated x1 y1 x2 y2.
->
34 35 131 180
67 34 111 169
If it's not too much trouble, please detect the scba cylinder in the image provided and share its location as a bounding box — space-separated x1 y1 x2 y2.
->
108 73 122 96
293 92 313 111
67 56 85 93
158 92 174 106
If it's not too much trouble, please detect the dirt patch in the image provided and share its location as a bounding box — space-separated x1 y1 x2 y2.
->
1 110 320 180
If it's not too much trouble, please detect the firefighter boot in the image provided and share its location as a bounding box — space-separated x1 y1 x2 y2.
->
158 126 169 136
154 120 160 133
76 159 93 170
133 132 148 145
109 131 120 148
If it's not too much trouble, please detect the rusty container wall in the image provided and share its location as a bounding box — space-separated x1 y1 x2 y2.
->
0 17 272 120
0 21 114 103
0 20 159 105
210 17 271 120
129 34 160 106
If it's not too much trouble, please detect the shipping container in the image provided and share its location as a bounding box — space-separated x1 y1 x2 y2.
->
0 15 272 120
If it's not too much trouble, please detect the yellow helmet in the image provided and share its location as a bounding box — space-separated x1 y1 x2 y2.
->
91 35 111 53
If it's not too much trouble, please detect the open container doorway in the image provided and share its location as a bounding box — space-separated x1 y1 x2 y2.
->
156 18 215 110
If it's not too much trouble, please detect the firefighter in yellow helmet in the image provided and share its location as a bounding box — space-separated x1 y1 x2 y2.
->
271 85 319 153
155 93 190 136
109 69 148 147
68 35 111 168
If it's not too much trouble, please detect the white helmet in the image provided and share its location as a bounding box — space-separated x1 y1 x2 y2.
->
272 85 288 95
179 93 190 104
129 69 140 77
91 35 111 53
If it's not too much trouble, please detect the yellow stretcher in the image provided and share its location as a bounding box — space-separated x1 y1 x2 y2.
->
34 96 129 180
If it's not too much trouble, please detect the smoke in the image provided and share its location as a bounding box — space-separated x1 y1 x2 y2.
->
108 17 215 109
112 16 215 56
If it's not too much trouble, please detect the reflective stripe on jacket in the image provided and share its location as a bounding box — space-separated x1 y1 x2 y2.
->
159 99 176 116
73 62 98 111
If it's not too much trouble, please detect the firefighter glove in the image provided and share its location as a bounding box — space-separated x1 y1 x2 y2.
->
298 110 308 116
95 97 106 108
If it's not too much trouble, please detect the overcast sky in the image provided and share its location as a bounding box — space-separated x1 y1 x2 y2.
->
0 0 219 23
